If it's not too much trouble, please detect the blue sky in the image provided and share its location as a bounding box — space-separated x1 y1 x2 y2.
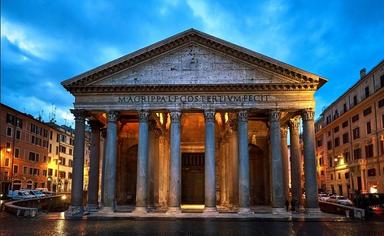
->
1 0 383 127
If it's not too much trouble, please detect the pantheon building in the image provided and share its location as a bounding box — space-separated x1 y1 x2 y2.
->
62 29 326 217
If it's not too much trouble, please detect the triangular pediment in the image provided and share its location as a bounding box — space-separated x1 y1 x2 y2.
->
92 44 300 86
62 29 326 92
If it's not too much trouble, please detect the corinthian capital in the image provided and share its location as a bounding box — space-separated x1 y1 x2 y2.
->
238 110 248 122
280 126 288 138
269 110 280 122
204 109 215 122
107 111 119 122
70 109 87 121
288 117 301 132
138 110 149 123
170 111 181 123
302 109 315 121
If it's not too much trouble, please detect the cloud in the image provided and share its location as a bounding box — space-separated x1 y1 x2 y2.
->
0 17 58 60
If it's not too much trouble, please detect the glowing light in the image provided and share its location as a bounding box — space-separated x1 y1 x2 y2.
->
224 112 229 123
159 113 164 125
6 148 11 152
181 204 205 210
369 185 378 193
61 195 67 200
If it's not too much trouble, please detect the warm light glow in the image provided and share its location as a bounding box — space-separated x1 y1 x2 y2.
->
334 158 338 162
180 204 205 210
156 113 160 117
224 112 229 123
369 185 378 193
159 113 164 125
6 148 11 152
61 195 67 200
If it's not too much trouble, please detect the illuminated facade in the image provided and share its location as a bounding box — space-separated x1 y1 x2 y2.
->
315 60 384 196
0 103 49 193
62 29 326 217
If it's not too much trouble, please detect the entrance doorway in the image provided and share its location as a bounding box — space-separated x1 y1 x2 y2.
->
181 153 205 204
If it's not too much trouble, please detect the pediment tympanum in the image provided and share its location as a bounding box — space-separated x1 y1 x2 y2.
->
92 44 299 86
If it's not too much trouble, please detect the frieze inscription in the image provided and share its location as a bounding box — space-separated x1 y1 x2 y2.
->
117 95 269 104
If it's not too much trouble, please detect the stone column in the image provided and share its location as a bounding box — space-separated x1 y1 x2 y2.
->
167 111 182 214
238 110 251 214
100 128 107 205
288 117 302 212
204 110 217 213
66 109 86 217
102 111 118 212
280 126 289 203
270 110 285 213
148 119 161 208
229 115 238 207
87 120 102 212
302 109 320 212
134 110 150 213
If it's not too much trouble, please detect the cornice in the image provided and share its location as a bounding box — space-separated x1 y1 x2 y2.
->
68 83 318 95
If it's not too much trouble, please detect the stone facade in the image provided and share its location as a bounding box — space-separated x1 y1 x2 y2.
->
61 29 326 217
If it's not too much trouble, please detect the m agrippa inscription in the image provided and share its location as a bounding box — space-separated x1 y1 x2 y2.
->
117 95 269 104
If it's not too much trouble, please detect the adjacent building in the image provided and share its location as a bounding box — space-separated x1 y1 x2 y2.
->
0 103 90 195
0 103 50 193
315 60 384 197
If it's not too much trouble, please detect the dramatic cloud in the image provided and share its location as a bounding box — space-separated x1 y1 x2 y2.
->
1 0 383 126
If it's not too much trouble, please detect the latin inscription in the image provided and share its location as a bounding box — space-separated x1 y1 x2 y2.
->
117 95 269 104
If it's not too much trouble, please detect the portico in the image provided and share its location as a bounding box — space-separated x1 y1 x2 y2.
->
62 29 326 217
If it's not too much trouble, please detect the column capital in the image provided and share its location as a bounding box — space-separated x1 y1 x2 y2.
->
170 111 182 123
70 109 87 121
288 117 301 131
302 109 315 121
238 110 248 122
204 109 215 122
280 126 288 139
107 111 119 122
138 110 150 123
269 110 280 122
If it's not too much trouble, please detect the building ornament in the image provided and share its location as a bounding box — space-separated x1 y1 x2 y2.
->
107 111 119 122
138 110 149 122
288 117 300 132
302 109 315 121
70 109 87 121
170 111 182 123
269 110 280 122
280 126 288 139
238 110 248 122
204 109 215 122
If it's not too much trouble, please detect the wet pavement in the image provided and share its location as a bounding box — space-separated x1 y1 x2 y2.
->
0 212 383 236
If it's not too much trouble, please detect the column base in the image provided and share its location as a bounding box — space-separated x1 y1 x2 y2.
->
238 207 252 214
87 204 99 212
65 205 84 218
166 206 182 215
272 207 286 214
132 206 147 214
203 207 218 214
99 206 115 214
306 208 322 214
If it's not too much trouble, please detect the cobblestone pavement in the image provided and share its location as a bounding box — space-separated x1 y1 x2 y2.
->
0 212 383 236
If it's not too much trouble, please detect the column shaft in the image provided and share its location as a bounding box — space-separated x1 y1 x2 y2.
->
70 109 86 212
135 111 149 211
270 110 285 210
102 111 118 209
302 109 319 209
87 120 101 210
204 110 216 211
168 111 181 212
281 127 289 202
238 110 250 212
289 117 302 211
